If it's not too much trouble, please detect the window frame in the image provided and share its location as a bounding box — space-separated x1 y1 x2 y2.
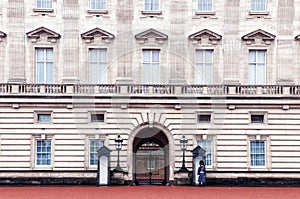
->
89 139 104 167
36 0 53 9
197 0 213 12
89 112 106 123
248 50 266 85
88 0 108 14
88 48 108 84
144 0 160 11
35 139 52 167
250 0 267 12
249 112 267 125
35 48 54 84
195 49 214 84
142 49 161 84
197 114 211 123
197 139 213 167
34 111 53 124
249 140 266 167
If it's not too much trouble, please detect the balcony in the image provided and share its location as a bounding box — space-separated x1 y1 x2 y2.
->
0 83 299 96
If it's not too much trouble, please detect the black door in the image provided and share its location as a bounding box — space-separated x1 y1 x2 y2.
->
135 141 166 185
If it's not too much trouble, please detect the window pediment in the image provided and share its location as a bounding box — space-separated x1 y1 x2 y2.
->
135 28 168 44
0 31 6 42
188 29 222 45
81 28 114 44
26 27 60 43
242 29 275 45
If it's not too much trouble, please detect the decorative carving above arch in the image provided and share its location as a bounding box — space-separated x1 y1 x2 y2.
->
26 27 61 43
135 28 168 44
242 29 275 45
188 29 222 45
0 31 6 42
81 28 115 44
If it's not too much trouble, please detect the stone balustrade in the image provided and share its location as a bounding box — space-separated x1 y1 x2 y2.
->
0 83 299 96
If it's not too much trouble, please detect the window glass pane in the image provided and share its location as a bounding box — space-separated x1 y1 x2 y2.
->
195 50 213 84
37 63 44 83
89 140 104 165
250 141 265 166
152 51 160 62
257 51 265 63
38 114 51 122
143 51 151 63
198 0 212 11
89 49 107 84
36 140 51 166
37 49 44 60
46 49 53 61
142 50 160 84
46 63 53 83
197 140 212 166
91 114 104 122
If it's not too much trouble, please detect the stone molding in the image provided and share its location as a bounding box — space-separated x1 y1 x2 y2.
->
188 29 222 45
26 27 61 43
135 28 168 44
81 28 114 44
241 29 275 45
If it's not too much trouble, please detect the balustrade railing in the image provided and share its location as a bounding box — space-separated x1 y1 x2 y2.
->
0 83 299 96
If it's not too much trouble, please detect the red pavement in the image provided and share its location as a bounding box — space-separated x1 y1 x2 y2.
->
0 186 299 199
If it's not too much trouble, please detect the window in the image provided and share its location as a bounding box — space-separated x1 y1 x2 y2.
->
195 50 213 84
37 114 51 123
89 49 107 84
197 140 212 166
198 0 213 12
90 140 104 166
36 0 52 9
36 49 53 84
36 140 51 166
142 50 160 84
144 0 159 11
147 157 155 170
251 114 264 123
251 0 266 12
90 0 106 10
91 113 105 123
198 114 211 123
250 140 265 166
248 50 266 85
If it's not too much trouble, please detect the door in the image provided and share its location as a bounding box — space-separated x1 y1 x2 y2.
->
135 141 166 185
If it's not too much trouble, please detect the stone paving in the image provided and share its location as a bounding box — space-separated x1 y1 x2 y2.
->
0 186 299 199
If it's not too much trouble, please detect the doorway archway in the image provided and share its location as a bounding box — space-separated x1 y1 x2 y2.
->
127 123 175 185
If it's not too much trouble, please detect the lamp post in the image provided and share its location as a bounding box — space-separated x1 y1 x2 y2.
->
114 134 123 171
179 135 188 172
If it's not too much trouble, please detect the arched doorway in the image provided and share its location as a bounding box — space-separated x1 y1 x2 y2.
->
132 126 170 185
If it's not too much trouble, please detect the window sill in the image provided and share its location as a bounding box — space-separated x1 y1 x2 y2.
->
195 11 215 15
247 11 270 19
193 11 217 19
141 10 162 15
87 9 108 14
33 8 54 13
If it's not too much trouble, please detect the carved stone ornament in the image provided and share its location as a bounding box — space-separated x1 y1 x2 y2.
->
81 28 115 44
0 31 7 42
295 35 300 41
26 27 61 43
242 29 275 45
135 28 168 44
188 29 222 45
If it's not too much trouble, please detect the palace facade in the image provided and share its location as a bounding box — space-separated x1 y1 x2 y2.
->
0 0 300 185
